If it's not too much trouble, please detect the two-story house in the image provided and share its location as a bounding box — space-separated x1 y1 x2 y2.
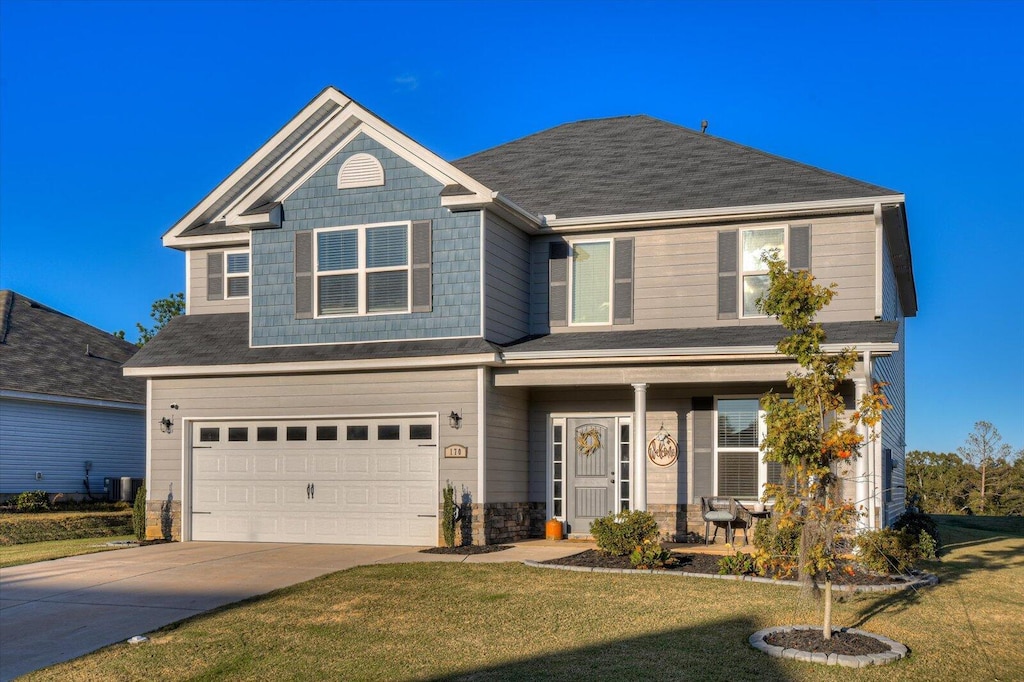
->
125 86 915 545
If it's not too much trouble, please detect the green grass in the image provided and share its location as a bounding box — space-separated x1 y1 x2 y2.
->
25 519 1024 681
0 510 133 546
0 535 134 568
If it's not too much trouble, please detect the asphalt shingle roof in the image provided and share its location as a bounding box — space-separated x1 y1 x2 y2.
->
453 115 898 219
0 291 145 404
501 321 899 354
124 313 501 368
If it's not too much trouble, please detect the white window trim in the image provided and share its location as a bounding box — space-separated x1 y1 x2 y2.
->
313 220 412 318
739 225 789 319
713 395 768 502
567 238 614 326
224 249 250 299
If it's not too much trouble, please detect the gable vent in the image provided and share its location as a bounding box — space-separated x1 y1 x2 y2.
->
337 153 385 190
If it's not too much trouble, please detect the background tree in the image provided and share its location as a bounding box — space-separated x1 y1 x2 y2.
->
958 421 1012 515
115 292 184 346
906 450 975 514
757 252 889 641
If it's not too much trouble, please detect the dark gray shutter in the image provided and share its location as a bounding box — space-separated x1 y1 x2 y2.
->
207 252 224 301
717 231 737 319
294 231 313 319
613 238 634 325
790 224 811 271
691 397 714 502
548 240 569 327
411 220 432 313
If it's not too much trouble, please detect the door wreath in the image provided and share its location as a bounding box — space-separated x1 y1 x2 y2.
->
576 427 602 456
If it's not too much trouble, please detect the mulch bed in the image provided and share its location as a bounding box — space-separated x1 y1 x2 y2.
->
765 628 890 656
542 549 909 586
420 544 512 555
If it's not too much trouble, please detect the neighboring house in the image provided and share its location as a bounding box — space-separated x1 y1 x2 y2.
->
0 291 145 498
124 87 915 545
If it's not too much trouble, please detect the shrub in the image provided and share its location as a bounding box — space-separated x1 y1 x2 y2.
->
718 551 756 576
132 483 147 541
892 509 941 553
854 528 927 574
590 510 660 556
13 490 50 512
441 482 456 548
630 539 672 569
752 513 803 577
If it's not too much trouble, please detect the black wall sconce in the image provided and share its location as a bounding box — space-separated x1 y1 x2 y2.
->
448 410 462 429
159 416 174 433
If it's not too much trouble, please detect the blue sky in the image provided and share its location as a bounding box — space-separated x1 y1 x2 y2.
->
1 1 1021 454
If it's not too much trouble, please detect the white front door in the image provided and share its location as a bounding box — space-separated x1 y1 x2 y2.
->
190 418 437 545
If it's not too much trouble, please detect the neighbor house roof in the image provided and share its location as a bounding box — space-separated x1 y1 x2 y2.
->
122 312 897 371
0 290 145 405
453 115 899 219
124 313 501 369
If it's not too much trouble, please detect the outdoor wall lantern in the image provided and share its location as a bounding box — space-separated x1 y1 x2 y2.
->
159 416 174 434
448 411 462 429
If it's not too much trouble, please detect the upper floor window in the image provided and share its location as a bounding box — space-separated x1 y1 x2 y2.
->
740 227 785 317
225 251 250 299
570 240 612 325
315 222 409 316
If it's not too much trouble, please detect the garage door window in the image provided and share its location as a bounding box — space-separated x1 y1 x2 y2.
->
199 427 220 442
257 427 278 441
287 426 307 441
378 425 400 440
316 426 338 441
347 425 368 441
410 424 433 440
228 427 248 442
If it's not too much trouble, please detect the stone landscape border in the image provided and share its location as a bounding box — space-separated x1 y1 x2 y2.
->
523 560 938 594
748 625 908 667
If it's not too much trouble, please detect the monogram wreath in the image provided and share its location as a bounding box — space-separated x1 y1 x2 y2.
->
576 427 602 456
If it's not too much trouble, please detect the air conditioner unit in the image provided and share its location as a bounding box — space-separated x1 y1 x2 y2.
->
105 477 144 503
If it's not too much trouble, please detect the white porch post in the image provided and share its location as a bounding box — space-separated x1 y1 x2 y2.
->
853 378 870 531
632 383 648 511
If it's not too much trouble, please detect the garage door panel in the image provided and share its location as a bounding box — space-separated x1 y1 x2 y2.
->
192 418 437 545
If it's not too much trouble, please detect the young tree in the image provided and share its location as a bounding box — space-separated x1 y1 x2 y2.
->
757 252 889 641
115 293 185 346
958 421 1012 514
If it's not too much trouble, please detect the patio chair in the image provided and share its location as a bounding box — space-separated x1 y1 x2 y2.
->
701 497 751 545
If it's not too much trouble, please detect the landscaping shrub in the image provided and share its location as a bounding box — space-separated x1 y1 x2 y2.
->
718 551 756 576
629 539 672 569
441 482 456 548
0 511 133 545
132 483 147 542
12 490 50 512
854 527 928 573
590 510 660 556
752 513 803 577
893 509 941 554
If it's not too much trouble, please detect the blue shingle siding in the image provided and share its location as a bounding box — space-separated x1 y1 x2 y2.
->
251 134 481 346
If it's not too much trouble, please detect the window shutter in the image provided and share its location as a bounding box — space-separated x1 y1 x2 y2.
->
613 238 634 325
691 397 714 503
790 224 811 271
548 240 569 327
717 231 737 319
207 252 224 301
411 220 432 313
294 231 313 319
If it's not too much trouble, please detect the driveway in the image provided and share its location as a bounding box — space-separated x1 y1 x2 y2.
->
0 540 586 680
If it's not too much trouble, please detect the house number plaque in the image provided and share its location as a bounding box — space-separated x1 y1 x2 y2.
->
444 444 468 459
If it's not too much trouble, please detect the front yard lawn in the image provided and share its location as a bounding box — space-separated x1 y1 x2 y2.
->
26 520 1024 681
0 535 134 568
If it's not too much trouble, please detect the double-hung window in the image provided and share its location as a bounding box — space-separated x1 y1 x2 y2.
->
740 227 786 317
715 397 784 499
570 240 612 325
224 250 250 298
316 222 410 316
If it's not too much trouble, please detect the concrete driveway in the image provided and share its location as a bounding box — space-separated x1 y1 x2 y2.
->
0 540 587 680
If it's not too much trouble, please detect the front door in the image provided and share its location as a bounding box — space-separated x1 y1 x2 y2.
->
566 418 617 534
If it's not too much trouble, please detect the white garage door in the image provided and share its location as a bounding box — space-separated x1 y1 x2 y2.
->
190 417 438 545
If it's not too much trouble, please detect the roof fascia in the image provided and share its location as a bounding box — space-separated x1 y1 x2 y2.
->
163 88 351 247
542 194 906 232
167 233 250 251
882 202 917 317
501 342 898 363
1 389 145 411
123 352 502 378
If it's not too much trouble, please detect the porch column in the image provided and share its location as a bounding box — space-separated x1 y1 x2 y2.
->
853 378 870 531
632 383 648 511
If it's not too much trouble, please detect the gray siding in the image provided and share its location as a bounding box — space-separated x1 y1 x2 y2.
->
876 236 907 524
0 398 145 494
251 133 481 345
530 213 878 335
483 212 530 344
486 383 530 502
148 369 480 513
188 248 250 315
